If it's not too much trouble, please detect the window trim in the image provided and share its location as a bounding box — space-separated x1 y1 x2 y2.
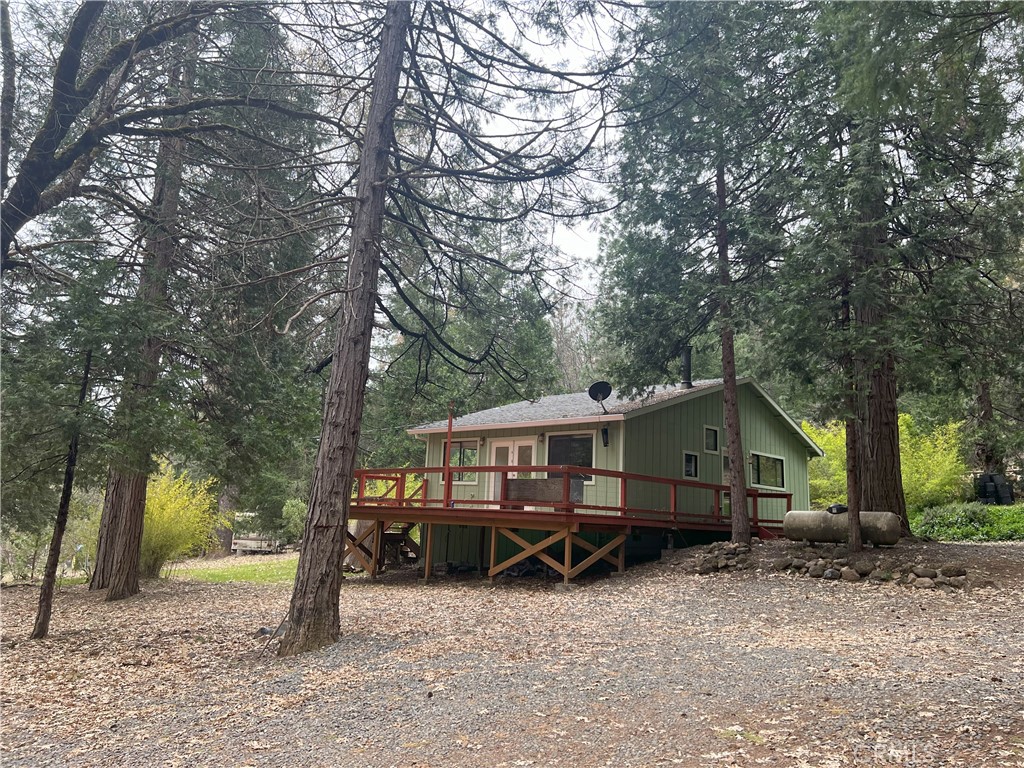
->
442 439 480 485
683 451 699 479
703 425 720 455
750 450 786 490
544 429 597 485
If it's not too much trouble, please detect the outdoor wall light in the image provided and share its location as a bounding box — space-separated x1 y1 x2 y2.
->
538 432 545 443
601 426 610 447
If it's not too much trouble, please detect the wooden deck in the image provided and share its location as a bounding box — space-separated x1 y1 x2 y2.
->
347 465 791 584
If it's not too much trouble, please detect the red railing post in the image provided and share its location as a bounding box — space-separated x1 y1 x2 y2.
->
713 489 721 522
620 477 627 516
561 470 571 514
670 484 677 523
397 473 406 504
358 473 366 501
751 488 759 528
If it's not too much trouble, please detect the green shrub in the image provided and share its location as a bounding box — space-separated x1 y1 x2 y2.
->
0 490 102 582
281 499 306 544
802 415 971 512
898 415 971 512
912 502 1024 541
140 461 223 578
802 421 846 509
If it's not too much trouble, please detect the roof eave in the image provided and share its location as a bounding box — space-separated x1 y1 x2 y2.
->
407 413 626 436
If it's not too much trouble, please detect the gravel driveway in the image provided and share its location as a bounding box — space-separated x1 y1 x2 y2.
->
2 540 1022 767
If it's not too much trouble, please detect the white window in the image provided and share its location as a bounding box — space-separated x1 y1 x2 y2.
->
443 440 479 483
547 433 594 482
683 451 699 479
751 452 785 489
703 425 720 454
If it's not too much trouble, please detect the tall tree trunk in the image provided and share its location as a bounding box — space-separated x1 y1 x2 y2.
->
859 351 909 535
32 351 93 639
841 285 862 552
715 160 750 544
849 124 908 537
92 48 192 601
90 467 124 590
973 380 1001 475
845 413 863 552
279 0 411 657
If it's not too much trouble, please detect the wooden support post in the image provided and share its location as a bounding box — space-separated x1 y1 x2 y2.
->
369 519 384 580
563 526 572 585
488 525 497 583
422 523 434 582
617 535 626 573
670 484 677 523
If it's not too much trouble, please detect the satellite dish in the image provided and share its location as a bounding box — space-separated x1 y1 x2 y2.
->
588 381 612 413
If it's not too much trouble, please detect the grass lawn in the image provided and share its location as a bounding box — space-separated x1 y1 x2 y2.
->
168 552 299 584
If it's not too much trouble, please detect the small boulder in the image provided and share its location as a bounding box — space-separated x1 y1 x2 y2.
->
867 569 890 582
791 558 807 570
833 558 849 568
852 559 875 577
914 577 935 589
912 566 938 579
823 568 841 580
940 564 967 578
948 575 967 589
772 557 793 571
807 563 826 578
840 567 861 582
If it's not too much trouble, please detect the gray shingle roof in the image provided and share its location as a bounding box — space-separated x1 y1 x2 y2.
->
411 380 724 432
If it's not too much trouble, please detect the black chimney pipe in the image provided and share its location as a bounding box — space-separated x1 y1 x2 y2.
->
680 344 693 389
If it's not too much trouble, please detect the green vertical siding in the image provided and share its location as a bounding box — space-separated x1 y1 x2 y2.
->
623 383 814 522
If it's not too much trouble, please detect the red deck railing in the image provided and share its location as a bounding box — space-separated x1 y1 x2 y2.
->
351 464 792 531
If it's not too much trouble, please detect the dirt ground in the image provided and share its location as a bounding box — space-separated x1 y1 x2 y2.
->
2 539 1022 768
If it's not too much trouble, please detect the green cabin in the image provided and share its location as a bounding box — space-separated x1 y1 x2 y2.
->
408 378 823 571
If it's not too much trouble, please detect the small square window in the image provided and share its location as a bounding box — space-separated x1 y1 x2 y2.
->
751 453 785 489
547 433 594 482
683 452 699 479
443 440 479 483
704 426 720 454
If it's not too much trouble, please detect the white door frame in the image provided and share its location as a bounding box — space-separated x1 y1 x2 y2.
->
488 438 536 501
